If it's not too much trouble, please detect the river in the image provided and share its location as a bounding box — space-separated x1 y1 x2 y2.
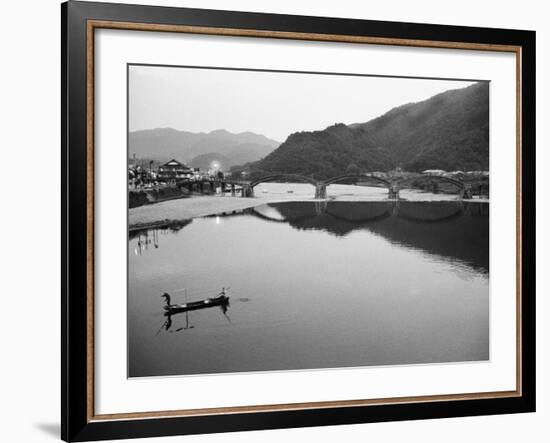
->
128 186 489 377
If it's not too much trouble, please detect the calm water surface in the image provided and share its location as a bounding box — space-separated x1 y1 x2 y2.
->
128 196 489 377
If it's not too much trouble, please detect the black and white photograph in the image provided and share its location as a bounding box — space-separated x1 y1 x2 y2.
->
127 65 490 378
0 0 544 440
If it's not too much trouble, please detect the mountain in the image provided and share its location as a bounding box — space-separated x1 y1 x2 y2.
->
129 128 280 169
243 82 489 179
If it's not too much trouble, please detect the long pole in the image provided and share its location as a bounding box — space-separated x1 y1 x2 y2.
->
185 289 189 329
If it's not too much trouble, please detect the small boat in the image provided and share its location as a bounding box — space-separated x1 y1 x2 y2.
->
161 291 229 314
287 190 294 193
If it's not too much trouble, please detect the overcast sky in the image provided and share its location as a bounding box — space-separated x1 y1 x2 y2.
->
129 65 477 142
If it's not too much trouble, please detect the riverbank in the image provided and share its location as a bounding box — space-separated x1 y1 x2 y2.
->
129 190 489 229
129 195 287 229
129 186 190 208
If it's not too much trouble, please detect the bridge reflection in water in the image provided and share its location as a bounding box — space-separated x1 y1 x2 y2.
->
248 201 488 272
134 201 489 273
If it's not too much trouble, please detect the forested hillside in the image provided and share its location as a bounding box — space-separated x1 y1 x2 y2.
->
242 82 489 179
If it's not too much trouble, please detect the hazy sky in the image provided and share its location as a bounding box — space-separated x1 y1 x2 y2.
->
129 65 477 142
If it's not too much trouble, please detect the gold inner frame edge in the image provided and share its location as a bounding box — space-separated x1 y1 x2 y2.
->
85 19 523 423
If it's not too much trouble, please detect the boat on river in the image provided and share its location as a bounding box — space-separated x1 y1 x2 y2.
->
161 291 229 314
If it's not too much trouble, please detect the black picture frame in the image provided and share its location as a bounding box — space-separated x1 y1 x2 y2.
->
62 1 536 441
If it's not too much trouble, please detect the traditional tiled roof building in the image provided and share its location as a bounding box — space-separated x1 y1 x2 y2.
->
158 159 193 181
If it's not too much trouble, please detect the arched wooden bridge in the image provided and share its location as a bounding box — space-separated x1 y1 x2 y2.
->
181 173 473 199
247 173 471 199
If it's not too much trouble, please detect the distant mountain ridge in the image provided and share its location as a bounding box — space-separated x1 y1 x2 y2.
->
129 128 280 170
242 82 489 179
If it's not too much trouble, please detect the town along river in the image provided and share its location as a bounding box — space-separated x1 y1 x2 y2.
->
128 200 489 377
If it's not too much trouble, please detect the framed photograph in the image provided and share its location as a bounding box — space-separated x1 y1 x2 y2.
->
62 1 535 441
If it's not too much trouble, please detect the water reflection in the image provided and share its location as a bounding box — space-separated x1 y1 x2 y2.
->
137 202 489 273
246 201 488 273
129 201 489 377
158 303 231 335
130 219 193 255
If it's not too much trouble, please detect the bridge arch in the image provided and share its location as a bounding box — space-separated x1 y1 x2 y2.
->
326 201 394 223
318 174 394 199
396 202 465 223
396 175 465 192
321 174 392 188
251 207 288 223
250 174 318 188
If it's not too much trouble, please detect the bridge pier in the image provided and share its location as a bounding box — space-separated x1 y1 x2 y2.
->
315 184 327 199
388 185 399 200
241 184 254 197
461 185 473 199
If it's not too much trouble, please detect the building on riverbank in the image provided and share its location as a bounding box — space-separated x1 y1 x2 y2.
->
158 159 194 182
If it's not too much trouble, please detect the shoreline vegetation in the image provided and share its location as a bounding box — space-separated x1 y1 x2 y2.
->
128 192 489 232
